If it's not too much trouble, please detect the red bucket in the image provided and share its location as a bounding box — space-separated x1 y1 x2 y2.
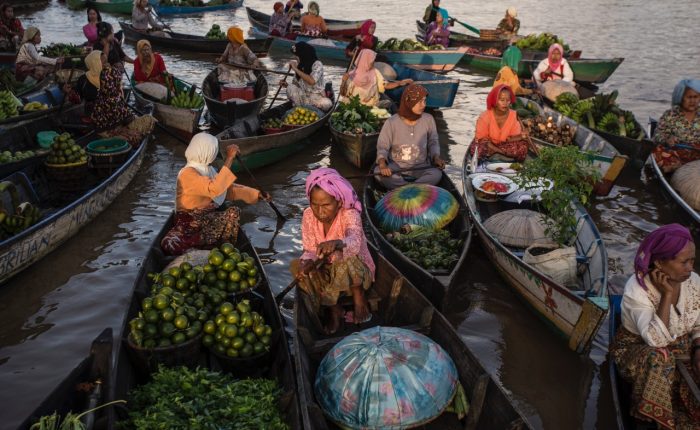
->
220 84 254 102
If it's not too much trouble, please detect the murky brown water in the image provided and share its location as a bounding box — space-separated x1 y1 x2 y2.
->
1 1 698 429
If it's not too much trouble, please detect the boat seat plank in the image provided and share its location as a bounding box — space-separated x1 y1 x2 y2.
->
337 289 381 313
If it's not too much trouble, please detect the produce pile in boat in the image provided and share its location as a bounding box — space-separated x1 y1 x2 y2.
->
39 42 84 57
465 46 503 56
386 226 462 272
521 115 576 146
0 181 41 239
513 98 540 119
0 150 37 164
377 38 446 50
0 89 20 119
22 101 48 112
46 133 87 165
515 33 570 52
330 95 388 134
205 299 272 358
553 91 645 138
205 23 226 39
283 106 319 126
164 75 204 109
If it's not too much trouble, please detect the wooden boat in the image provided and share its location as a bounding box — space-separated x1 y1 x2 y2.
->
461 150 609 353
329 122 379 169
148 0 242 15
416 20 506 50
459 50 623 84
0 112 153 284
130 74 204 138
520 97 628 196
609 294 636 430
66 0 133 14
384 63 460 108
246 6 364 40
18 328 114 430
0 80 69 128
111 213 302 429
119 22 272 55
649 151 700 230
269 36 468 72
293 245 532 429
216 100 332 171
201 68 269 129
362 171 472 308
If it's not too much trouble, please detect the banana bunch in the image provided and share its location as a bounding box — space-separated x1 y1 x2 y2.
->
0 181 42 238
170 92 204 109
0 90 20 120
23 101 49 112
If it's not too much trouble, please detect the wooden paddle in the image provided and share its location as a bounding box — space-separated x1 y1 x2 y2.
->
344 165 435 179
518 117 540 156
56 64 76 116
268 65 291 109
149 7 172 31
274 258 326 303
449 16 480 36
218 62 293 77
235 154 286 221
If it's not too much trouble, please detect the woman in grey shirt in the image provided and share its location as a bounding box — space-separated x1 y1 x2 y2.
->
374 84 445 189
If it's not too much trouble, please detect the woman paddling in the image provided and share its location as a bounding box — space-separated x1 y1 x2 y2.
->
532 43 576 100
611 224 700 429
344 19 378 58
161 133 268 256
216 26 263 84
131 0 164 34
291 167 374 334
652 79 700 173
497 7 520 40
425 9 450 48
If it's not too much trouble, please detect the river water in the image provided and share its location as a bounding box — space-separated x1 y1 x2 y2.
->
0 1 698 429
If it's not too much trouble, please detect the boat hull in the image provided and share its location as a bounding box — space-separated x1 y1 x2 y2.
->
384 63 459 108
202 69 269 129
329 124 378 169
148 0 242 15
68 0 133 14
246 6 363 39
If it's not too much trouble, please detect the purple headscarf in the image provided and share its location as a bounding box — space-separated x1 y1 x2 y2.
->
305 167 362 212
634 223 693 289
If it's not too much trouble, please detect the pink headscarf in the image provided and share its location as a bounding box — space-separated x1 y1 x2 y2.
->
634 223 693 290
360 19 375 37
547 43 564 73
349 49 377 90
305 167 362 212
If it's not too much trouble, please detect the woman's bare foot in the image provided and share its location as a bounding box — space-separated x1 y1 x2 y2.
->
323 304 344 335
351 284 370 324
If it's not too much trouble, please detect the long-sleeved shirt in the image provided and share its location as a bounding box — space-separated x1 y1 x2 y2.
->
533 58 574 87
425 21 450 48
16 43 56 66
132 6 162 31
475 109 522 144
176 166 259 211
653 106 700 147
301 207 375 278
376 113 440 169
621 272 700 348
269 11 292 36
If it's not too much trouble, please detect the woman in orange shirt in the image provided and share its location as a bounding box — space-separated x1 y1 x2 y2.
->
299 1 327 37
469 84 529 162
161 133 269 255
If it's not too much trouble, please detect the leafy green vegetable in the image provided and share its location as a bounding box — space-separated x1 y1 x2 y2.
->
330 95 381 134
39 43 84 57
552 91 645 139
386 228 462 272
515 33 570 52
124 366 288 430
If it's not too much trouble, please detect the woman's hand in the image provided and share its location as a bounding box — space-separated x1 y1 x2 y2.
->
432 155 445 169
341 73 349 82
223 144 239 167
401 78 413 86
317 240 343 257
287 60 298 71
378 159 392 177
299 258 315 275
279 80 288 88
651 268 676 296
258 191 271 202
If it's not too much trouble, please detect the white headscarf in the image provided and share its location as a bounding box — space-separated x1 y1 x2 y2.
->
507 7 517 17
178 132 226 207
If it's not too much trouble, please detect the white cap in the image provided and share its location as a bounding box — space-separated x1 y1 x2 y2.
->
507 7 517 17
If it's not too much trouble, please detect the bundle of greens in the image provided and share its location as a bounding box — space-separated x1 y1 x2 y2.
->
553 91 644 138
377 38 445 50
515 33 570 52
39 43 84 57
330 95 386 134
386 227 462 272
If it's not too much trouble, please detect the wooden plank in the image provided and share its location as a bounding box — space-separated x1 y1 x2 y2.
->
384 277 404 323
569 297 608 353
677 358 700 403
594 155 628 196
464 374 490 430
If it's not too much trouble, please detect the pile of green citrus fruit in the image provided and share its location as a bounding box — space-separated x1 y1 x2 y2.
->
204 299 272 358
46 133 87 165
202 243 260 294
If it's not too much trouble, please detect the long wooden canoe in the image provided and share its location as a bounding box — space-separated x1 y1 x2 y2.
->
67 0 132 14
246 6 364 40
201 68 269 129
148 0 242 15
111 213 302 428
119 22 272 55
649 152 700 231
269 36 468 72
461 150 609 353
130 74 203 138
384 63 460 108
294 244 532 429
18 328 114 430
0 80 67 128
216 100 332 171
362 171 472 309
416 20 506 50
0 112 153 284
329 122 379 169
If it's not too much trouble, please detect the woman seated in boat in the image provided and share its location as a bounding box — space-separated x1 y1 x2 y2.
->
469 84 528 162
532 43 574 91
299 1 327 37
82 6 102 46
0 3 23 51
14 27 63 82
282 41 333 111
94 22 133 72
131 0 165 34
374 84 445 189
161 133 268 256
425 9 450 48
269 2 294 38
422 0 442 25
133 40 167 85
89 50 132 130
217 26 263 72
611 223 700 429
652 79 700 173
493 46 533 96
291 167 374 334
344 20 378 58
340 49 411 108
496 7 520 40
63 49 103 116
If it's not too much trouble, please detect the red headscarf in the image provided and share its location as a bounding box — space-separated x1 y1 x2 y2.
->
360 19 375 37
399 84 428 121
547 43 564 73
486 84 515 110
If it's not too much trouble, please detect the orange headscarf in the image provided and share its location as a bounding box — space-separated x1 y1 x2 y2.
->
227 26 244 45
136 39 155 78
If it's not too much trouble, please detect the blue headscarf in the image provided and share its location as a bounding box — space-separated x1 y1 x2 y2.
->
671 79 700 106
438 8 449 28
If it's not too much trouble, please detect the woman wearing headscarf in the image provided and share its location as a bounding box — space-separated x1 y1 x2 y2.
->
422 0 441 25
133 40 167 84
216 26 263 84
82 6 102 46
161 134 268 256
299 1 327 37
0 3 23 51
425 9 450 48
64 49 102 115
497 7 520 39
610 224 700 429
469 84 528 162
652 79 700 173
15 27 63 81
89 50 132 130
131 0 164 33
291 167 375 334
493 46 533 96
282 41 333 111
344 19 378 58
284 0 303 14
374 84 444 189
340 49 411 107
269 2 293 38
532 43 574 88
94 22 133 72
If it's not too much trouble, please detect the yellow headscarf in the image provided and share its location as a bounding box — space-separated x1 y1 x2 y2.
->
226 26 244 45
84 50 102 89
136 39 155 78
